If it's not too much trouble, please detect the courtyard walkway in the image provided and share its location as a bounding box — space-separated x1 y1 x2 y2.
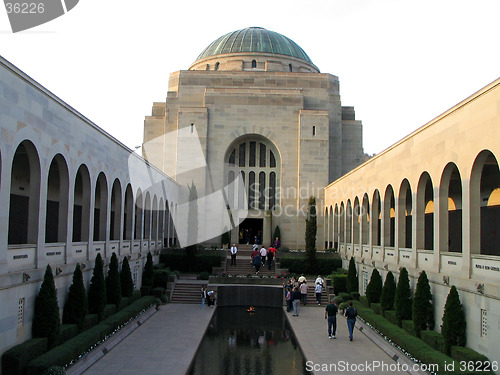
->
80 303 428 375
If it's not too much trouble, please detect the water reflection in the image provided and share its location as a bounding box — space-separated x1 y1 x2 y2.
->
188 306 312 375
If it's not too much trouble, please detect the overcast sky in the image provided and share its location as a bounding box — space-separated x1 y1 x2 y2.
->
1 0 499 155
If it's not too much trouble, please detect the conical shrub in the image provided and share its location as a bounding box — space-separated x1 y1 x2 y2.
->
366 268 382 304
120 256 134 297
381 271 396 314
32 265 60 348
346 256 358 293
63 263 88 329
88 253 106 319
441 285 466 354
394 267 412 326
142 251 154 287
412 270 434 337
106 252 121 306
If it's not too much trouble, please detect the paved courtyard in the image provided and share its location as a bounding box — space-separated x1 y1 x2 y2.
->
81 302 428 375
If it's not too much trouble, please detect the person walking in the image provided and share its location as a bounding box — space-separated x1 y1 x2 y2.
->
315 281 323 305
299 280 308 305
292 287 301 316
325 298 338 339
267 245 276 270
284 280 293 312
230 243 238 266
201 285 207 308
260 245 267 266
252 252 262 274
344 301 358 341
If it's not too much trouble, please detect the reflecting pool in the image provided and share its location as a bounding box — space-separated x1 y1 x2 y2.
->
187 306 312 375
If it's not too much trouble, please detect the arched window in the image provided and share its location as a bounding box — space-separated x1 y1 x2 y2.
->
215 62 220 71
73 165 91 242
252 60 257 68
417 172 434 250
398 179 412 249
45 154 69 243
289 64 293 72
383 186 395 247
109 179 122 241
123 184 133 240
93 173 108 241
225 136 280 211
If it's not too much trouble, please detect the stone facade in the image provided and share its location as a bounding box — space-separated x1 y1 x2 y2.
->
143 28 364 248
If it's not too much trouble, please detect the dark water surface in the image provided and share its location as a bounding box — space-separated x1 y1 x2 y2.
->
187 306 312 375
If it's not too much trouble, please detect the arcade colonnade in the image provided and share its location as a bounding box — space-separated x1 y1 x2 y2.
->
324 77 500 362
0 56 182 351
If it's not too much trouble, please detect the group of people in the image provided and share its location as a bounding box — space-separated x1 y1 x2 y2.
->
200 285 216 308
283 274 325 316
251 242 278 273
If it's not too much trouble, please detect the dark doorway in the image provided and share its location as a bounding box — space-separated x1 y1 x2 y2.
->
239 218 263 245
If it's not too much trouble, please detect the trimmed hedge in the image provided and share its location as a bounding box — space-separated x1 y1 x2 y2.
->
130 290 141 303
370 303 382 315
1 338 48 375
159 251 224 273
359 296 369 308
383 310 398 326
152 269 170 289
56 324 79 346
81 314 98 331
26 296 156 375
337 292 350 303
451 346 491 364
421 330 445 353
329 273 347 294
117 297 130 312
352 301 489 375
350 292 360 301
101 304 117 320
402 319 416 336
280 258 342 276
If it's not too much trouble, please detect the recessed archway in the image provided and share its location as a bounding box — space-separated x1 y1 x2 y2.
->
45 154 69 243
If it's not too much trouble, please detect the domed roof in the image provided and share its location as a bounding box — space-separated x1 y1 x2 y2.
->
196 27 313 64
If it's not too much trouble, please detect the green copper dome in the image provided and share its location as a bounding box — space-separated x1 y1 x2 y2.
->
196 27 313 64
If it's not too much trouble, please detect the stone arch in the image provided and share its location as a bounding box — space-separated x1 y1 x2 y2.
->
371 190 381 246
45 154 69 243
470 150 500 255
329 205 333 249
110 178 122 241
93 172 108 242
143 192 151 240
383 185 395 247
8 141 41 244
398 179 413 249
158 197 164 246
339 202 345 243
346 200 352 244
417 172 434 250
440 163 463 253
353 197 360 245
123 184 134 240
361 193 370 245
134 189 143 240
72 165 91 242
334 204 339 249
152 195 158 243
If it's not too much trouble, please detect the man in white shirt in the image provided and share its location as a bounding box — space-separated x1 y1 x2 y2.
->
230 244 238 266
260 246 267 266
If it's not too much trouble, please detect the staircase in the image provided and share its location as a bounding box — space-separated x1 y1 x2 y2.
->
170 280 208 304
225 245 276 276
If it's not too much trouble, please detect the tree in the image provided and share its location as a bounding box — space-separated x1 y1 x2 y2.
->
142 251 154 287
412 270 434 337
88 253 106 319
346 256 358 293
380 271 396 314
365 268 382 304
63 263 88 329
120 256 134 298
273 225 281 245
441 285 466 354
305 196 317 273
394 267 412 326
106 252 121 306
32 265 60 348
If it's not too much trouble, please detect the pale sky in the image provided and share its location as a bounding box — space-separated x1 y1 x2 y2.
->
1 0 499 156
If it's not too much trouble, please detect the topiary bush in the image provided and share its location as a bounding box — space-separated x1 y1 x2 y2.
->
421 330 445 353
32 265 60 349
383 310 398 326
359 295 369 308
346 256 358 293
380 271 396 314
120 256 134 298
329 273 347 294
441 285 466 355
350 292 360 301
1 338 48 375
394 267 412 327
63 263 88 330
304 196 317 274
365 268 382 304
88 253 106 320
371 303 382 315
106 253 121 306
402 319 417 336
412 270 434 337
142 252 154 288
56 324 79 346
